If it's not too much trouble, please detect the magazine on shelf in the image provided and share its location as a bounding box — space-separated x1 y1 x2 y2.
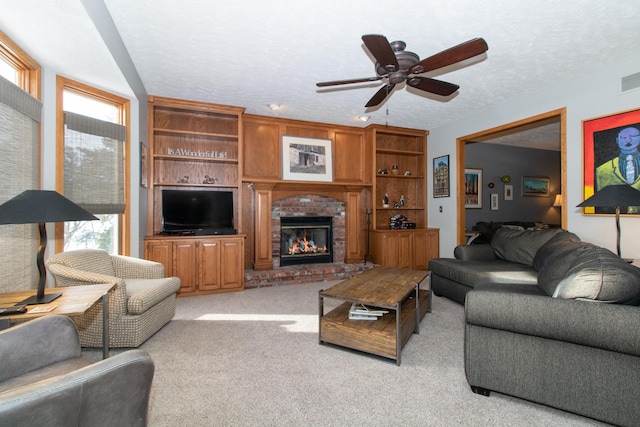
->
348 303 388 320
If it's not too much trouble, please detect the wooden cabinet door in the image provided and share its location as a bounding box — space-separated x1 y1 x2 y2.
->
395 233 413 269
221 239 244 289
379 232 411 269
199 240 221 291
412 231 429 270
145 240 173 276
173 240 197 293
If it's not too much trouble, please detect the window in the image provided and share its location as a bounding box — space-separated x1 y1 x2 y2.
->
0 57 17 82
0 31 41 292
56 77 130 255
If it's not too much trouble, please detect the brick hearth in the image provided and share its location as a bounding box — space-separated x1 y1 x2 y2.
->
244 261 376 288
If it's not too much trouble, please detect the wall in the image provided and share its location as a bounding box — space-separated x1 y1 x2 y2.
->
464 143 561 229
428 54 640 258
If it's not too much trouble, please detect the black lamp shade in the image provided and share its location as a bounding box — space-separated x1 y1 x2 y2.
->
577 184 640 208
0 190 98 305
0 190 98 224
576 184 640 258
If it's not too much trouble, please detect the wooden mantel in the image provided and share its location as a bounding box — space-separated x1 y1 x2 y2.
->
249 180 369 271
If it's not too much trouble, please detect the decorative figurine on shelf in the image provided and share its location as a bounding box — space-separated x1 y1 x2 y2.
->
404 171 412 176
383 193 389 208
400 194 405 206
378 168 388 174
391 164 399 175
177 175 189 183
203 175 218 184
394 201 400 208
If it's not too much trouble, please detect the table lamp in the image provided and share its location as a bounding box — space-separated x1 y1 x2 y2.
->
577 184 640 258
0 190 98 304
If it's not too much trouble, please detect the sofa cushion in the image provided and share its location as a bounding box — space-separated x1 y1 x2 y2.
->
125 277 181 315
538 244 640 304
429 258 538 288
532 230 582 271
490 228 563 266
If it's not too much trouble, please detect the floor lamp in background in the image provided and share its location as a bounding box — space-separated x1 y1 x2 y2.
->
0 190 98 304
577 184 640 258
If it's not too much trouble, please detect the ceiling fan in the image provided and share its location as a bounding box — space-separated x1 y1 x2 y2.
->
316 34 489 108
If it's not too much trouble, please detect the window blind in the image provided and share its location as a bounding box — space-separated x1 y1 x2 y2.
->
0 75 41 292
63 111 126 214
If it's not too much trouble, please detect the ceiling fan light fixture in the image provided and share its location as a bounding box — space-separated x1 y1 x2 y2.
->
316 35 488 108
267 103 281 110
358 115 370 122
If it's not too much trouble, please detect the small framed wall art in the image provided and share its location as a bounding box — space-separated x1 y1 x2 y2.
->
504 184 513 200
490 193 499 210
464 168 482 208
433 155 450 198
140 142 148 188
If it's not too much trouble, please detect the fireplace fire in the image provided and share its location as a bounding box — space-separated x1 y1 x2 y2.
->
280 216 333 266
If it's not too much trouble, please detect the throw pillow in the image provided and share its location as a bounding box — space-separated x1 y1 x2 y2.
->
538 243 640 305
490 227 563 266
552 246 640 304
532 230 582 271
537 243 592 296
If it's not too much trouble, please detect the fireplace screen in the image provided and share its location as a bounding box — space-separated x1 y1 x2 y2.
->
280 216 333 266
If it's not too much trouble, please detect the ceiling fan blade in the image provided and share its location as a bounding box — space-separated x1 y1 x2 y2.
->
362 34 399 72
409 38 489 74
316 76 382 87
365 83 395 107
407 76 459 96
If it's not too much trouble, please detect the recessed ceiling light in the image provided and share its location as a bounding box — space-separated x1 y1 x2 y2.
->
268 104 281 110
358 115 370 122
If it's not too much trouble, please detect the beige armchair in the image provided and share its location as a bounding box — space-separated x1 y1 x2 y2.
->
46 249 180 348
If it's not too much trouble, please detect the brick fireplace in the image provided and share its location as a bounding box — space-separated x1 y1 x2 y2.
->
244 183 374 288
272 195 343 266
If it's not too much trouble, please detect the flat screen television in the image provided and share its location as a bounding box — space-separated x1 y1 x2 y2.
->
162 189 235 235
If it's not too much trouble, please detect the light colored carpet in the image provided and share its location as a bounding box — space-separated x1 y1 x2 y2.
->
85 281 606 426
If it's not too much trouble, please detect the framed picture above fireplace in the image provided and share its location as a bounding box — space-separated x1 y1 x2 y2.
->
282 135 333 182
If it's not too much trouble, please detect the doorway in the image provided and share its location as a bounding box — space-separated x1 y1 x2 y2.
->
456 108 567 245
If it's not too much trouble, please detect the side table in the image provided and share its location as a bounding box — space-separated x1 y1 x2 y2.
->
0 283 115 359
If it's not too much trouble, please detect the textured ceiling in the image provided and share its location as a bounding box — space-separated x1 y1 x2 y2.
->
1 0 639 148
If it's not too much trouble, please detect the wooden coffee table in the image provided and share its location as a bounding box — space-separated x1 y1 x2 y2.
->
319 267 430 365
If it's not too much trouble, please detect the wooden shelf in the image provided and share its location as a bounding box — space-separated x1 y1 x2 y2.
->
152 182 239 189
376 148 424 156
153 155 238 164
366 124 438 268
154 128 238 139
147 96 244 236
376 174 424 179
376 207 425 211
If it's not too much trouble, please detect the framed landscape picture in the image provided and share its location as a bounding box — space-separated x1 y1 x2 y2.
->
464 168 482 208
433 155 450 198
282 135 333 182
522 176 549 197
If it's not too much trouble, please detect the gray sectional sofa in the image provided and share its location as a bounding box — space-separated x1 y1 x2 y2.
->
429 228 640 426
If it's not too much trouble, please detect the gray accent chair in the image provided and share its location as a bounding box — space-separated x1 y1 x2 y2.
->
46 249 181 348
0 315 154 426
